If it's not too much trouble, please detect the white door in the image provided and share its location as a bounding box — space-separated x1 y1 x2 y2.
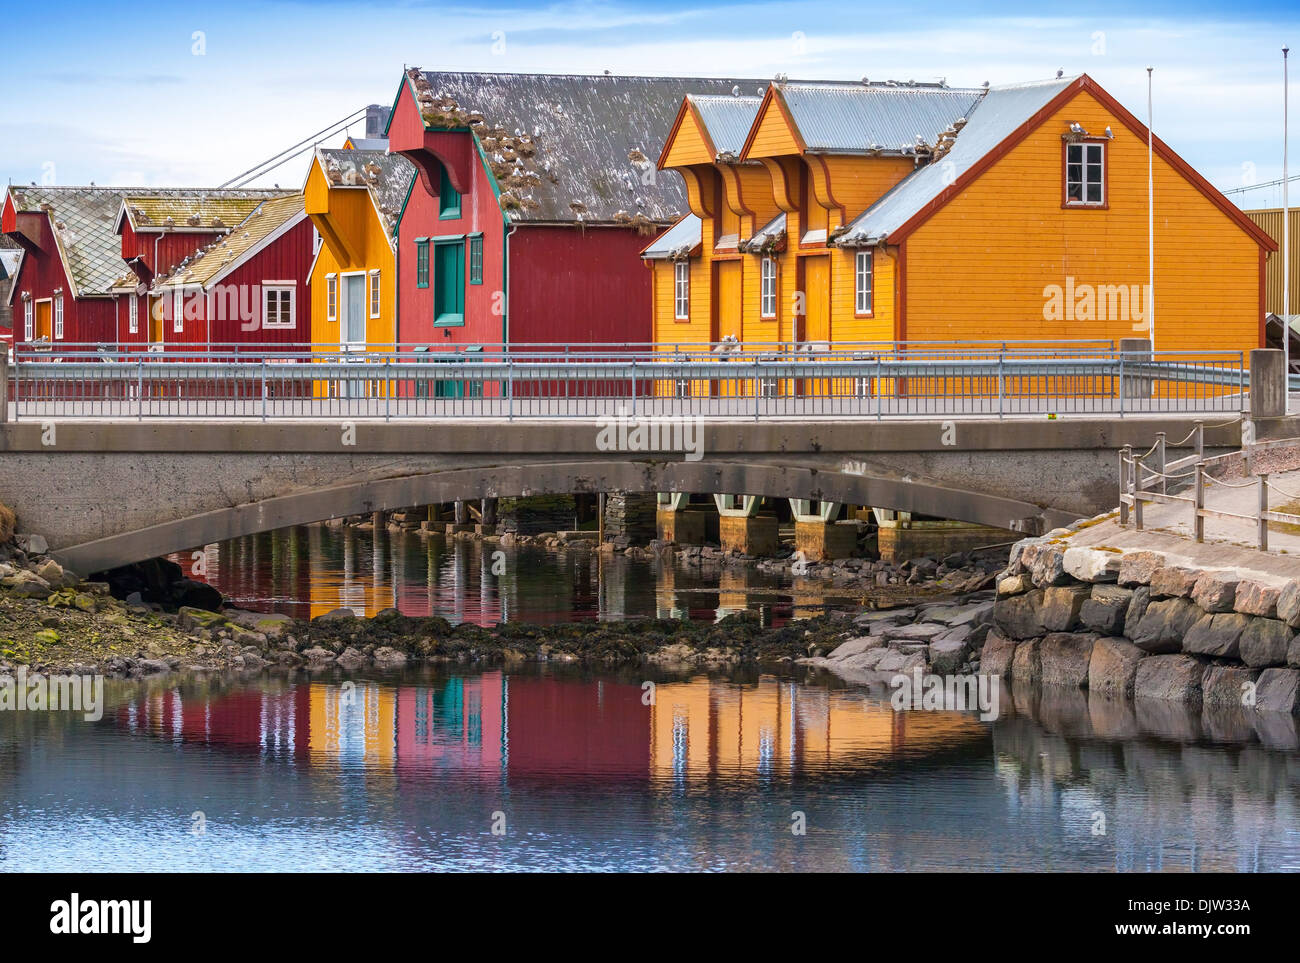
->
343 275 367 348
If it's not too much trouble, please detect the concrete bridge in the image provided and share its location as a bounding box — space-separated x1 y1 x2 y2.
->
0 415 1245 574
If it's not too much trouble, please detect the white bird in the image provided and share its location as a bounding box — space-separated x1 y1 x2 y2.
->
1105 126 1113 138
1056 68 1064 78
732 85 740 96
1070 121 1085 134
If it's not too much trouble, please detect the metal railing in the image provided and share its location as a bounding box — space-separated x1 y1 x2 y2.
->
4 346 1247 422
1120 431 1300 551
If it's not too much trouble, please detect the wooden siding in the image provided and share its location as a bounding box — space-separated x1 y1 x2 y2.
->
1246 208 1300 315
904 88 1261 353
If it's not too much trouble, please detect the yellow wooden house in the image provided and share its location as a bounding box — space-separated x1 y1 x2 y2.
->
304 147 415 356
644 74 1275 362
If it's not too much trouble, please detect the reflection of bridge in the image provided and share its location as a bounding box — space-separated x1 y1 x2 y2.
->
0 345 1283 573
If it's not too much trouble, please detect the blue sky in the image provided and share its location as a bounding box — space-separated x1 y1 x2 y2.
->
2 0 1296 208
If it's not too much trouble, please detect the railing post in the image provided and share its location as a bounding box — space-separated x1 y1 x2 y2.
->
1134 449 1144 531
1119 446 1132 526
997 353 1004 420
630 360 637 418
507 359 513 421
261 361 268 422
1154 431 1166 495
0 351 8 425
1118 350 1125 417
1249 348 1286 420
137 359 144 421
384 361 391 421
1193 420 1204 462
1259 473 1269 552
1194 462 1205 543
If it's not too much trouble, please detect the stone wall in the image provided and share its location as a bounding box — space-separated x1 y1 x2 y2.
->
983 534 1300 712
602 492 656 544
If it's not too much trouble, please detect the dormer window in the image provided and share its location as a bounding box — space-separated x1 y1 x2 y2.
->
1064 141 1106 207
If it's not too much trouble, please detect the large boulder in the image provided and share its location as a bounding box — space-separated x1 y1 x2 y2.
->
1080 585 1133 635
1040 584 1092 632
1191 572 1239 613
1010 637 1042 683
177 606 228 633
980 630 1018 679
1130 597 1201 654
1088 637 1145 697
1150 566 1199 599
1062 547 1121 583
993 590 1046 640
1239 618 1294 668
1030 545 1070 588
827 636 884 661
875 650 926 674
880 622 948 643
928 638 969 675
1276 580 1300 629
1118 551 1164 587
1039 632 1097 688
1202 664 1260 708
1133 654 1206 703
1181 612 1250 659
1123 586 1152 640
1234 580 1281 618
1255 668 1300 714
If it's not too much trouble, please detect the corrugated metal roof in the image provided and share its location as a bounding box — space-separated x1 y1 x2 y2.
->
740 211 786 252
6 186 133 297
155 194 306 289
317 148 416 237
641 213 701 259
777 82 983 154
411 70 770 224
837 77 1075 244
689 94 763 158
346 137 389 151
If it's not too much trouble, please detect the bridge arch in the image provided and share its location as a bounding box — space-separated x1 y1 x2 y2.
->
55 460 1075 574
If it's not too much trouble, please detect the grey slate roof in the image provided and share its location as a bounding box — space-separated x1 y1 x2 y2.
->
689 94 763 159
316 147 416 237
641 214 701 259
4 186 132 297
410 70 771 224
777 82 983 154
836 77 1075 245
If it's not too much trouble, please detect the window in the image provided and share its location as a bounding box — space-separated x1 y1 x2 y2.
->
54 295 64 339
855 251 873 315
433 239 465 326
173 290 184 333
369 270 381 318
23 300 33 341
674 261 690 320
438 165 461 219
469 236 484 284
760 257 777 318
326 274 338 321
1065 141 1105 206
263 284 296 328
128 297 139 334
415 239 430 287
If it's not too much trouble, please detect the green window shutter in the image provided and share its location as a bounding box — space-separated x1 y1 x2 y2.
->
469 235 483 284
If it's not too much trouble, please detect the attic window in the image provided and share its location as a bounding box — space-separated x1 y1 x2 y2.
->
439 165 461 220
1064 141 1106 207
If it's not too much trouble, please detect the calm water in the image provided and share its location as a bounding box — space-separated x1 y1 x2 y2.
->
171 525 871 624
2 666 1298 872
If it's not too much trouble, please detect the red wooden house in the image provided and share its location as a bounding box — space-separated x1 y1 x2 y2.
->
109 190 291 349
146 193 315 352
2 186 127 349
386 69 765 357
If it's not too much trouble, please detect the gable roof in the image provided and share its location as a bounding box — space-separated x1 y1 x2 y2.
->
404 69 771 224
4 186 134 298
117 190 287 234
688 94 764 160
153 194 307 290
313 147 416 239
834 74 1276 251
344 137 389 151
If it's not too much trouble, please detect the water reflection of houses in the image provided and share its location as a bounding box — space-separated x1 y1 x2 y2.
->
118 674 982 787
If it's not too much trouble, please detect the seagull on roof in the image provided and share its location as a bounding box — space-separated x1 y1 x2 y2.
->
1057 68 1064 78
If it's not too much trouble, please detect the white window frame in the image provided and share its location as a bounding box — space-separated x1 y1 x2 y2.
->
262 283 297 329
760 257 777 319
54 294 64 339
23 300 33 341
1065 141 1105 207
855 250 873 315
369 270 381 319
673 261 689 320
326 273 337 322
128 296 139 334
173 289 184 333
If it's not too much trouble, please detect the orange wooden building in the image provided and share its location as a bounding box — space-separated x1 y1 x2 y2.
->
644 74 1275 355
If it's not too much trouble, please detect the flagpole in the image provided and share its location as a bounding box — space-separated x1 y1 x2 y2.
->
1284 47 1291 411
1147 67 1155 350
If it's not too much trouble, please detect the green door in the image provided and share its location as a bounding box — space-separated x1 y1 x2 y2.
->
433 241 464 327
